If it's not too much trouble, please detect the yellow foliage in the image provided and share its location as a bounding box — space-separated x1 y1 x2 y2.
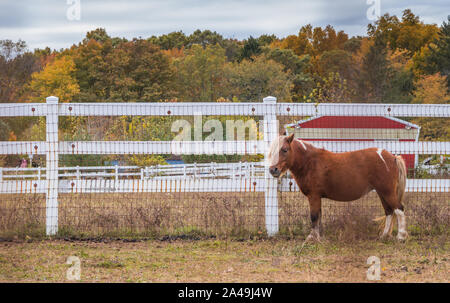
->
128 155 167 167
8 131 17 141
29 56 80 102
413 73 450 104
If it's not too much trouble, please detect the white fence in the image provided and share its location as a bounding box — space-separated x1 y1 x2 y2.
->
1 96 449 236
2 163 449 193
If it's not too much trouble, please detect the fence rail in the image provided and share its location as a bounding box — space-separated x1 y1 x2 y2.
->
1 102 449 117
2 177 449 195
1 96 449 237
1 140 449 155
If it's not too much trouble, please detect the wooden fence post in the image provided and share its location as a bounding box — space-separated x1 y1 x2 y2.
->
46 96 59 235
263 96 279 236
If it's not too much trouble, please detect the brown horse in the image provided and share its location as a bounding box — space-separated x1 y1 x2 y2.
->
268 134 408 241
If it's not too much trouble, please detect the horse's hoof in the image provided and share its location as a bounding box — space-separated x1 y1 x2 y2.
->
396 231 408 241
305 234 321 243
380 234 392 240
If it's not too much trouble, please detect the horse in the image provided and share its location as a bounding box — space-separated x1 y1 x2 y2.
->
268 133 408 242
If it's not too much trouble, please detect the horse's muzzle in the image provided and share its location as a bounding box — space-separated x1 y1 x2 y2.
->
269 167 281 178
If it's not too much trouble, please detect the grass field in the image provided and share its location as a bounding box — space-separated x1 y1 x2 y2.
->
0 191 448 239
0 236 448 282
0 190 447 282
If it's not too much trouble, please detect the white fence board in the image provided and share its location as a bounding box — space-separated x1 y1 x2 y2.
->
2 140 449 155
1 102 449 117
1 178 448 194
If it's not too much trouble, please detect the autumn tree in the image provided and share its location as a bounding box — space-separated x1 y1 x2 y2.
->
413 73 450 104
73 30 174 102
411 73 450 141
307 72 354 103
0 40 43 102
28 55 80 102
368 9 439 56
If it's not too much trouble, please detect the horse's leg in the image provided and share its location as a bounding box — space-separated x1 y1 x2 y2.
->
394 206 408 241
379 191 408 241
376 193 394 239
305 195 322 242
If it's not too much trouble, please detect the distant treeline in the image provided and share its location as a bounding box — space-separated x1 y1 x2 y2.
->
0 9 449 166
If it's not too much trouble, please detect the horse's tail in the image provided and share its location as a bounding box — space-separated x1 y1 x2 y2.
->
395 155 407 204
373 155 407 235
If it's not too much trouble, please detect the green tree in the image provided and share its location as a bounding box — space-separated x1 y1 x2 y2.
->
361 37 390 102
174 44 227 101
148 31 188 50
239 36 261 61
187 29 224 48
225 55 292 102
265 48 313 101
105 39 175 102
425 16 450 88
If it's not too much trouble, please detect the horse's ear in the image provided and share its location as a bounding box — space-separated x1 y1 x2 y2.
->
286 133 295 144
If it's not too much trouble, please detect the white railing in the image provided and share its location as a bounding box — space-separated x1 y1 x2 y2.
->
1 96 449 236
0 162 264 181
1 164 448 194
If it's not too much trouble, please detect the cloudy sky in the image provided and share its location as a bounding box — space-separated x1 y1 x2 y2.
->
1 0 449 50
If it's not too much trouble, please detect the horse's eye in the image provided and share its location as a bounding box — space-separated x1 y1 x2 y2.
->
281 148 288 153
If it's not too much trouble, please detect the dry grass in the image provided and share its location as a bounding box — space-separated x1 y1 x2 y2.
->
0 237 448 282
0 191 448 240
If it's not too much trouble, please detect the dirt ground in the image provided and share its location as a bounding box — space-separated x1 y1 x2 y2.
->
0 235 448 283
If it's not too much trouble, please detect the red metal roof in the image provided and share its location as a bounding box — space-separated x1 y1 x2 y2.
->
297 116 418 129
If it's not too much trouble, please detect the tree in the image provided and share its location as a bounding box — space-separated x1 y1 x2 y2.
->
318 49 353 79
312 25 348 54
239 36 261 61
412 73 450 104
425 16 450 88
361 37 390 102
0 40 42 102
173 44 227 101
410 73 450 141
225 55 292 102
72 38 111 101
265 48 313 101
105 39 175 102
148 31 188 50
73 32 174 102
83 28 111 44
368 9 438 55
187 29 224 48
222 39 242 62
257 34 277 46
28 55 80 102
307 72 354 103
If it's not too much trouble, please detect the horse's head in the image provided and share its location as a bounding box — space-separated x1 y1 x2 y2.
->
267 133 295 178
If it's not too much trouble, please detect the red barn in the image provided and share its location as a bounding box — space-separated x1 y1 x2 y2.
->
285 116 420 170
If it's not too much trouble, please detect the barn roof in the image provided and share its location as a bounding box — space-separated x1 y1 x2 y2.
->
288 116 420 130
